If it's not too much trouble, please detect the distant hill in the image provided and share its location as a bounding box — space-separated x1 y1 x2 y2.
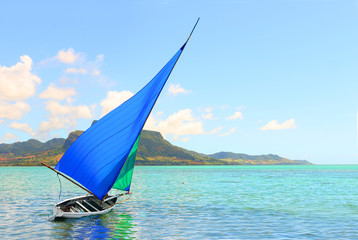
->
62 130 83 151
0 130 312 166
135 130 225 165
208 152 312 165
0 138 65 156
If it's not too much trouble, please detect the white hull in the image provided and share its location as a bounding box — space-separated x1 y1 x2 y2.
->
49 195 118 221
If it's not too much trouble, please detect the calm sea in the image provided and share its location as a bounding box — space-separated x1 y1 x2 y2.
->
1 165 358 239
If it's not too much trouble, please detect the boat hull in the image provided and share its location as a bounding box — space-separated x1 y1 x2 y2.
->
49 195 118 221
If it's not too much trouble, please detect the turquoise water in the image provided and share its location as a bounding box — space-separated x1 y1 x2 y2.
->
1 165 358 239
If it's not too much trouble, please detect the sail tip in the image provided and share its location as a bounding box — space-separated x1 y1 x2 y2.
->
180 42 187 51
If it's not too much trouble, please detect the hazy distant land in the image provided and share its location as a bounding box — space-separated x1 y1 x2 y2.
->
0 130 311 166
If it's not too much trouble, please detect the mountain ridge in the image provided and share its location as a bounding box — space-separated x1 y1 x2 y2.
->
208 151 311 165
0 130 312 166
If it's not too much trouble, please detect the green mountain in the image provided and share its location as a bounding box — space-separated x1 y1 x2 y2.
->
135 130 226 165
0 130 312 166
0 138 65 156
209 152 312 165
62 130 83 151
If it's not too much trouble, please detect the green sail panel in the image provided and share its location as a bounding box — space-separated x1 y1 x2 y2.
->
112 136 140 191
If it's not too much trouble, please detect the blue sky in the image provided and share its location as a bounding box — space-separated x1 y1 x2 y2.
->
1 0 358 164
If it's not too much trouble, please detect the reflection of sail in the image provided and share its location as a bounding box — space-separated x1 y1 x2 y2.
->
50 211 135 239
50 217 111 239
109 213 136 239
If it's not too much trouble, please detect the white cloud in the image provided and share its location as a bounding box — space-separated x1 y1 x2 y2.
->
170 136 190 142
202 113 213 119
39 84 76 101
210 126 224 134
66 68 88 74
40 49 104 86
92 69 100 76
9 122 35 136
168 84 188 95
41 48 99 70
260 118 296 131
220 127 237 136
89 54 104 76
202 107 213 119
1 132 19 143
45 101 93 119
0 55 41 101
0 101 31 120
144 109 205 137
144 115 157 130
37 117 66 134
100 90 134 116
56 48 80 64
96 54 104 61
37 101 94 135
59 76 78 85
227 111 243 120
181 137 190 142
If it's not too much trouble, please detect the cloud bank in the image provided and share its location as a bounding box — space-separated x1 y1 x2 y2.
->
168 84 188 95
0 55 41 101
145 109 205 138
56 48 80 64
260 118 296 130
39 84 76 102
227 111 243 120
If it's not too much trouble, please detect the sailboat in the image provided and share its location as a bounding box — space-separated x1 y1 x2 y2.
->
41 19 199 220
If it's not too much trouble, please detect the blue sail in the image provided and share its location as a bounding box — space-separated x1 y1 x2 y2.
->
55 44 185 200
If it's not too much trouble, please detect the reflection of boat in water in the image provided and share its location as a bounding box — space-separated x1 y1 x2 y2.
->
42 19 199 220
50 210 136 239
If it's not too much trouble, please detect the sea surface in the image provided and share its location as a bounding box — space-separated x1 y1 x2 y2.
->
1 165 358 239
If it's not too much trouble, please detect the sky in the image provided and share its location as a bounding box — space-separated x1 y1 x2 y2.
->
1 0 358 164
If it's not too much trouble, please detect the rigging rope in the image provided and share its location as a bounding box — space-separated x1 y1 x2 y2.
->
57 173 62 200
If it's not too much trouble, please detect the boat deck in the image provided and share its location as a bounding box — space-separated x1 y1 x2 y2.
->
58 196 117 213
